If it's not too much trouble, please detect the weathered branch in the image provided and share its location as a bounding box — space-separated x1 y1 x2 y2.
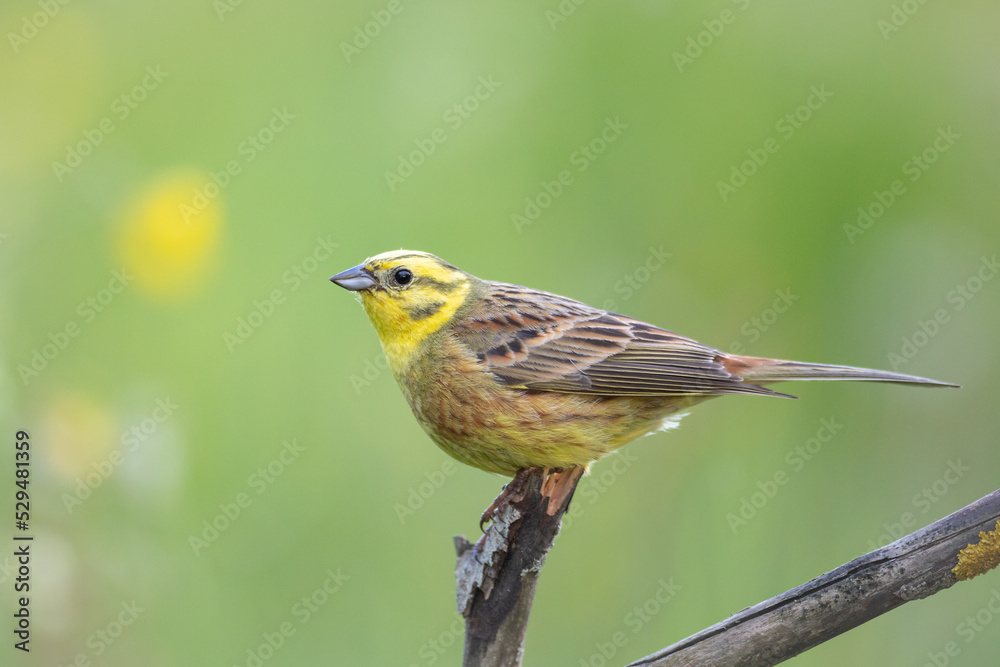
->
628 488 1000 667
449 469 998 667
454 467 583 667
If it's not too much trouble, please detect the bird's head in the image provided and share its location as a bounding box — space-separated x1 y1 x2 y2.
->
330 250 478 364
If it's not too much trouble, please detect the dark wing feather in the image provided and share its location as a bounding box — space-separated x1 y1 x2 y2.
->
452 282 790 398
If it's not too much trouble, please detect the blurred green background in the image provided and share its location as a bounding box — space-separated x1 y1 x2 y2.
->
2 1 999 665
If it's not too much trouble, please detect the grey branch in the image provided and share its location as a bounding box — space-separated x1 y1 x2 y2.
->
454 467 583 667
628 487 1000 667
452 472 998 667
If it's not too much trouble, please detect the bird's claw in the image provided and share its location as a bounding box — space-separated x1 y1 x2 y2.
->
479 468 539 532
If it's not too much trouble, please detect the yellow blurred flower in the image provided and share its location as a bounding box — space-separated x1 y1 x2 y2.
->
116 171 223 299
39 392 117 483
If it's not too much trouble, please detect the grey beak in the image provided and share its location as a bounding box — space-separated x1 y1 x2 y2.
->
330 265 376 291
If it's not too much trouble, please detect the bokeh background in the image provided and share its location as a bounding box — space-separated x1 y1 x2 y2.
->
2 1 999 665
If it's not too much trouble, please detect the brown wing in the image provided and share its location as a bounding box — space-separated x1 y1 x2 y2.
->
451 282 790 398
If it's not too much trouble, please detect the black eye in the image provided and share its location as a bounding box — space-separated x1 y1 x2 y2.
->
392 268 413 286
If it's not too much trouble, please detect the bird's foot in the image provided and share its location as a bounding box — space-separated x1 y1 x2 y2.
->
479 466 587 531
480 467 539 532
540 466 585 516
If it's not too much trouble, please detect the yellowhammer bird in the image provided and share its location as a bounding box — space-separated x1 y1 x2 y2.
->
331 250 957 516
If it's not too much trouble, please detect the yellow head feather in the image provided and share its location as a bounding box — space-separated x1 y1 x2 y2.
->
354 250 476 371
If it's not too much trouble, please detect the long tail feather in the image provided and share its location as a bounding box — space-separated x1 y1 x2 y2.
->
722 355 960 388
